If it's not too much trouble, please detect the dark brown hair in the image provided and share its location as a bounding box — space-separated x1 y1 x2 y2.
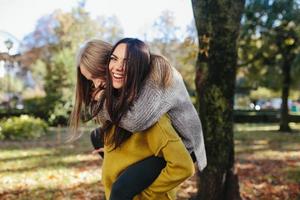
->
102 38 152 149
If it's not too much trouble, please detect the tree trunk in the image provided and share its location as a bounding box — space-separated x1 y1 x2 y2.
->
279 58 292 132
191 0 245 199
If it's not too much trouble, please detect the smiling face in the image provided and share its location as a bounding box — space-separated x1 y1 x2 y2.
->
108 43 127 89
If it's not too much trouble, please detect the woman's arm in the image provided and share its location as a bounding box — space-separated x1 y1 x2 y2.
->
117 68 187 132
141 115 195 194
143 139 195 195
118 80 172 132
97 79 171 132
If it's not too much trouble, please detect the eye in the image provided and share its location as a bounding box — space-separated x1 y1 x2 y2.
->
110 56 117 62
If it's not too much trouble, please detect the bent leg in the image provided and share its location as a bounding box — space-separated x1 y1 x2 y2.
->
109 156 166 200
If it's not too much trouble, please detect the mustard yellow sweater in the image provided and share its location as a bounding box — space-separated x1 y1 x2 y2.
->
102 115 195 200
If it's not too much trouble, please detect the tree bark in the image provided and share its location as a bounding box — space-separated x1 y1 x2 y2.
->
275 20 298 133
279 58 292 132
191 0 245 199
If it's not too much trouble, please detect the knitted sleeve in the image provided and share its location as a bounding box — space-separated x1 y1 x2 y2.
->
118 80 173 132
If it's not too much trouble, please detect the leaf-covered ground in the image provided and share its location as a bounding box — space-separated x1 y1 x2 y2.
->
234 123 300 200
0 124 299 200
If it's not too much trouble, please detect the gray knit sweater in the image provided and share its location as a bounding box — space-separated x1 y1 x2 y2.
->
111 69 207 171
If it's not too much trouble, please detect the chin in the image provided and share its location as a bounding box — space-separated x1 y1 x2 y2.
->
113 84 123 89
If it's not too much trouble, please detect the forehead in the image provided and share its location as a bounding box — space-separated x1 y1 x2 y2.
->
112 43 127 58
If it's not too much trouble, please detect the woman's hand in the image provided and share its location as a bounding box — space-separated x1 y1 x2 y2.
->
91 80 106 101
92 148 104 154
98 80 106 89
93 89 105 101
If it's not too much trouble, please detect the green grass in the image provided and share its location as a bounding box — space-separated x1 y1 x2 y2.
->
234 123 300 200
0 127 105 200
1 124 300 200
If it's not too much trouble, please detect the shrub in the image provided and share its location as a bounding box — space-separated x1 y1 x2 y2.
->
22 97 51 121
0 130 4 140
22 97 72 126
0 115 48 140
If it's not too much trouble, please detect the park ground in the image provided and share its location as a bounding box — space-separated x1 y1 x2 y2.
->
0 124 299 200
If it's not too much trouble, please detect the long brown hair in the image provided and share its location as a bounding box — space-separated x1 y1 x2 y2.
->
101 38 152 149
69 39 112 140
149 54 173 89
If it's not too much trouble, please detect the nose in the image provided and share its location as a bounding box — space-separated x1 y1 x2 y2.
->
115 60 125 71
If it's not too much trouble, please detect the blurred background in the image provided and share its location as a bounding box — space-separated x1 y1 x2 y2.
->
0 0 299 199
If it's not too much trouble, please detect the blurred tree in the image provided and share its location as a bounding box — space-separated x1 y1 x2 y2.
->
0 74 23 93
150 10 181 67
150 12 199 96
95 15 124 44
176 22 199 96
192 0 245 200
153 10 180 44
238 0 300 132
30 59 47 88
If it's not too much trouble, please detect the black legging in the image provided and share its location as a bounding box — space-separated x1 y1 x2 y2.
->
109 156 166 200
